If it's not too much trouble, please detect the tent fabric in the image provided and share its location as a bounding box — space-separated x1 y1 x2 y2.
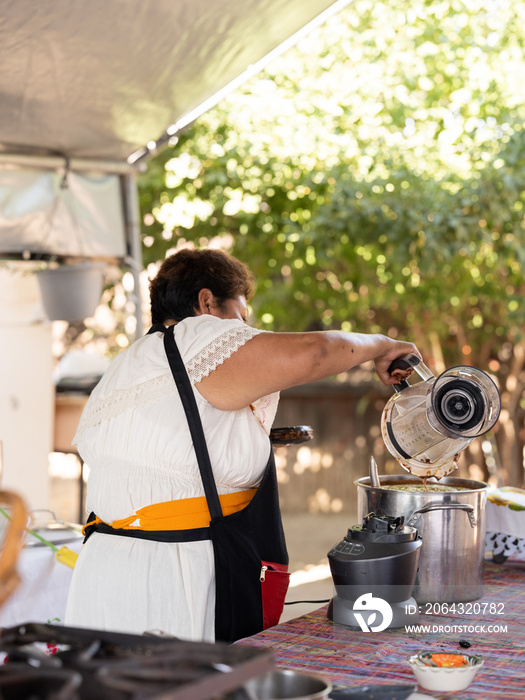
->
0 0 341 164
0 170 126 258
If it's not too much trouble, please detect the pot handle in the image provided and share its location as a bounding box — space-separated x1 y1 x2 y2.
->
407 502 476 528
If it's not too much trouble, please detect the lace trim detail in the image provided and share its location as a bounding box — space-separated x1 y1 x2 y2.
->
186 324 262 384
74 324 263 442
74 373 177 443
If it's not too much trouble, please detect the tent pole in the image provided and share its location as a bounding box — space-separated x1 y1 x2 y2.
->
122 173 144 339
0 153 135 175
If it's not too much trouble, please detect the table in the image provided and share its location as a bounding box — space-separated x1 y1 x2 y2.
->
0 538 83 628
238 560 525 699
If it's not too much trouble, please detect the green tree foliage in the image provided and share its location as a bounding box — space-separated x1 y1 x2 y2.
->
138 0 525 483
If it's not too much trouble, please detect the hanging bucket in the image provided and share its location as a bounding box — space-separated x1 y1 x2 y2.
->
36 263 105 322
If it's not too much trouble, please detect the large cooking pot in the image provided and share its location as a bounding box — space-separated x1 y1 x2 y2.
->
355 475 489 603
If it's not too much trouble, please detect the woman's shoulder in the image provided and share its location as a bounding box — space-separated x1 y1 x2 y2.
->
86 331 167 397
88 316 265 395
174 315 264 361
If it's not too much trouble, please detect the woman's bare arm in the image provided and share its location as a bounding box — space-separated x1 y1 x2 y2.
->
196 330 420 411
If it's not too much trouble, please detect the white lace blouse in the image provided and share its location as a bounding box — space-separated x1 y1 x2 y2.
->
65 315 279 641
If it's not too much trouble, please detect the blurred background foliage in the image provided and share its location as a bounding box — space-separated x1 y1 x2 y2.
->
136 0 524 483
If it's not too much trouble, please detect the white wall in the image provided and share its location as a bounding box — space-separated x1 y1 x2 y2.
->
0 263 53 510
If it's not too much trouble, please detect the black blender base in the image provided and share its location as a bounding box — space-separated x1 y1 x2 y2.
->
328 596 420 630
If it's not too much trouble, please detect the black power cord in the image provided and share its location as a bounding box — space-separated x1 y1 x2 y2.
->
284 598 330 605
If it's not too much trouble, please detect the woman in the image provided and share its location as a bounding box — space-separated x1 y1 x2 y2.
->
65 248 421 642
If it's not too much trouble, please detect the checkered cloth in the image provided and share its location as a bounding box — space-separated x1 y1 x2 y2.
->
486 487 525 560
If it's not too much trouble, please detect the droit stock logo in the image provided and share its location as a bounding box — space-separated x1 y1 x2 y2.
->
353 593 393 632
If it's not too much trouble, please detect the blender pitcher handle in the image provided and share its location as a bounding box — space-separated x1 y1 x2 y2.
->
387 354 434 393
407 502 476 528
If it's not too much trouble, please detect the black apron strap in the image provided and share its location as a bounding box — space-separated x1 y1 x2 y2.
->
159 322 288 641
83 513 210 543
147 323 167 334
162 327 223 521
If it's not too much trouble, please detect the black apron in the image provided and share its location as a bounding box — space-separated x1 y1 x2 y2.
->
85 323 289 642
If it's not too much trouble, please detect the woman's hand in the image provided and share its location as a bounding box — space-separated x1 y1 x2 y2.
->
373 338 422 386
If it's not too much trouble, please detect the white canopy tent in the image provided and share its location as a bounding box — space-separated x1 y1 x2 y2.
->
0 0 349 291
0 0 348 509
0 0 346 163
0 0 349 326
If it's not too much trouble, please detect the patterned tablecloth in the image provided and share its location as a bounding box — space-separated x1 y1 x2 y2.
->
238 560 525 699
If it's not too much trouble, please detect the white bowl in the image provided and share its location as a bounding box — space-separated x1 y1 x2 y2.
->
407 652 484 692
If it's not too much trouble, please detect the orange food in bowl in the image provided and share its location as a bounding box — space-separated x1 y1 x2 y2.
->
430 653 468 667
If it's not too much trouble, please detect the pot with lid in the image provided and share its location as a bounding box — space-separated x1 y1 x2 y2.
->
356 475 489 603
382 354 500 479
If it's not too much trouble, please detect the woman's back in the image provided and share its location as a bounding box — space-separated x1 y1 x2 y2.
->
65 315 277 640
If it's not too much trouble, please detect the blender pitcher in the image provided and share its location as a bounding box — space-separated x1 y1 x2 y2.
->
381 354 501 479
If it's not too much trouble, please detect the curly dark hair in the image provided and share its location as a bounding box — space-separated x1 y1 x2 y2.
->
149 248 256 324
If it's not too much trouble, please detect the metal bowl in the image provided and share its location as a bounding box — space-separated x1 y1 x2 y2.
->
244 670 331 700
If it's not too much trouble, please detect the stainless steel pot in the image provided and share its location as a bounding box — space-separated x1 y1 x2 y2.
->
244 671 331 700
24 510 83 548
25 522 84 548
355 475 489 603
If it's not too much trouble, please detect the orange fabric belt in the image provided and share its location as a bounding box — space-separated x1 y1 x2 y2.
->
82 488 257 535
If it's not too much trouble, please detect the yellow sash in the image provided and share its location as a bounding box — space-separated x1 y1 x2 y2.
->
83 488 257 535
